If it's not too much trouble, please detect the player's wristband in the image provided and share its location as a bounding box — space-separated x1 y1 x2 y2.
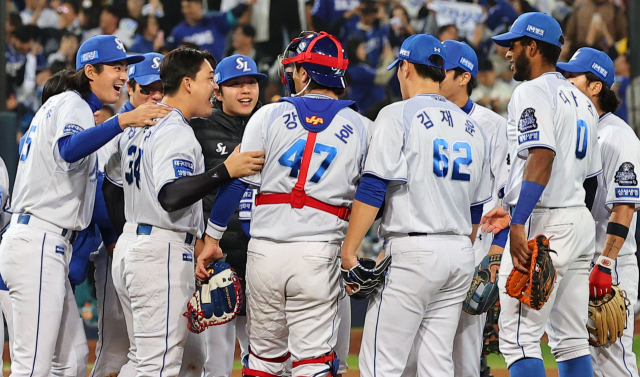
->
206 220 227 240
606 222 629 239
492 227 509 248
511 181 545 225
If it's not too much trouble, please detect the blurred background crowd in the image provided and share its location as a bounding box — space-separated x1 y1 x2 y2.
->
2 0 635 145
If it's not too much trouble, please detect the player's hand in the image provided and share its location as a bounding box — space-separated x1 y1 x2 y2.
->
224 145 265 178
480 206 510 234
487 245 503 283
340 254 359 295
589 255 614 298
509 224 530 274
195 235 224 281
117 104 172 129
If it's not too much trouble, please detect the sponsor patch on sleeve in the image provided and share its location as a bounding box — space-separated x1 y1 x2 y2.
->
614 162 637 186
63 124 84 135
518 131 539 145
173 159 194 178
615 188 639 198
518 108 538 133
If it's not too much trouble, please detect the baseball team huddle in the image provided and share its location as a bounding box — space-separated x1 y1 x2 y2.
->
0 8 638 377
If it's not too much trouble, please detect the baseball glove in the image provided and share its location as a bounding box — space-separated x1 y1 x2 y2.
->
463 253 502 315
184 261 243 334
505 234 556 310
341 256 392 300
588 285 630 347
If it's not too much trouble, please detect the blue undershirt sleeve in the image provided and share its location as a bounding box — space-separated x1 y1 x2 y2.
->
57 116 122 163
354 174 390 208
470 204 483 225
492 227 509 248
209 179 251 227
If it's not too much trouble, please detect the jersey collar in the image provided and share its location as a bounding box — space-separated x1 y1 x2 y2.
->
461 98 474 114
85 92 103 113
303 94 335 100
415 93 447 102
599 112 611 122
158 103 190 125
121 100 136 113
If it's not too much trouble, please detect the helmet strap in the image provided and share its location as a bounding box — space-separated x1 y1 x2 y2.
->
292 79 311 97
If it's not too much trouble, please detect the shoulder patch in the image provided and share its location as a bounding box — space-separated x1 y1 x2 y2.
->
173 159 194 178
615 162 637 186
63 124 84 135
518 108 538 133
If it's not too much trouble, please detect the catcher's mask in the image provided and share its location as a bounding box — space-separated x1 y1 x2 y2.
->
278 31 349 97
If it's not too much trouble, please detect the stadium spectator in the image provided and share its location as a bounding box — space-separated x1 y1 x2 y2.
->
21 0 59 29
82 5 134 48
388 5 415 48
339 0 390 67
470 58 514 117
310 0 360 33
345 38 395 115
437 24 458 42
563 0 627 59
130 14 164 53
6 12 23 45
169 0 253 62
57 1 81 37
46 31 78 66
613 52 630 122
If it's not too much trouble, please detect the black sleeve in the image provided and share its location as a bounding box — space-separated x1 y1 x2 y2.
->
103 178 126 236
158 163 232 212
583 175 598 212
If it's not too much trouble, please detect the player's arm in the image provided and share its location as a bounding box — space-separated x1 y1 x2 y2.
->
158 146 264 212
509 147 554 273
341 175 389 271
103 177 126 236
57 105 171 164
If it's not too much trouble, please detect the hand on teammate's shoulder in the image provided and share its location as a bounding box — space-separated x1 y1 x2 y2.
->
118 103 172 129
224 145 265 178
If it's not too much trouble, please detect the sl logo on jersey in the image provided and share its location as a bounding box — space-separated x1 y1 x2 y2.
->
615 162 637 186
518 108 538 133
216 143 229 155
305 116 324 126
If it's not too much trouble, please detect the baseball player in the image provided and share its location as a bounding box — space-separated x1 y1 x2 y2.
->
0 35 169 377
91 52 166 377
558 47 640 377
197 31 371 377
190 54 267 377
106 47 263 376
340 33 492 377
488 13 602 377
440 40 509 377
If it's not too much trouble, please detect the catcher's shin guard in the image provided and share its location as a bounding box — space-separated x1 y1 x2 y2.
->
242 350 291 377
292 351 339 377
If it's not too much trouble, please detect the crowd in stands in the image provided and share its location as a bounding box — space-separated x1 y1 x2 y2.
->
2 0 633 144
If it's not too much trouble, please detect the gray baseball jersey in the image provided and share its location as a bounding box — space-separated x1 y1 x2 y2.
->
113 108 205 236
12 91 98 230
366 94 492 237
502 72 602 208
592 112 640 257
237 95 373 243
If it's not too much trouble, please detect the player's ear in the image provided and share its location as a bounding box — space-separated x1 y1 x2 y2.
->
461 72 471 87
183 76 192 94
590 81 603 96
84 64 97 80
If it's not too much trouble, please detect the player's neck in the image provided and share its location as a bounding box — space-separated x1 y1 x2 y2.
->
528 63 556 81
450 92 470 109
407 81 440 99
162 97 193 121
306 89 339 100
594 101 605 117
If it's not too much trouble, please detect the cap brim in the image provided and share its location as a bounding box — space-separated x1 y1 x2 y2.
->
387 59 400 71
217 72 268 85
134 74 162 86
556 62 586 74
124 55 145 65
491 32 521 47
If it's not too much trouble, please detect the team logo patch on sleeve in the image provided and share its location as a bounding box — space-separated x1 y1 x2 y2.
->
173 159 194 177
63 124 84 135
518 108 538 133
614 162 637 186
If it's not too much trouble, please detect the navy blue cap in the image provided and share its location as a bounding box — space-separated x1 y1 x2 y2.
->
214 54 267 85
76 35 144 71
557 47 614 88
442 40 478 78
492 12 563 48
387 34 445 71
127 53 163 86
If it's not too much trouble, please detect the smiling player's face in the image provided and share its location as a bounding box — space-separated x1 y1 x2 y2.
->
90 61 128 104
190 59 218 118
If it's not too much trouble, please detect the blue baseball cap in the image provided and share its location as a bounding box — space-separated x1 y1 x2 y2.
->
442 40 478 78
76 35 144 71
557 47 614 88
387 34 445 71
214 54 267 85
492 12 563 48
127 53 163 86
